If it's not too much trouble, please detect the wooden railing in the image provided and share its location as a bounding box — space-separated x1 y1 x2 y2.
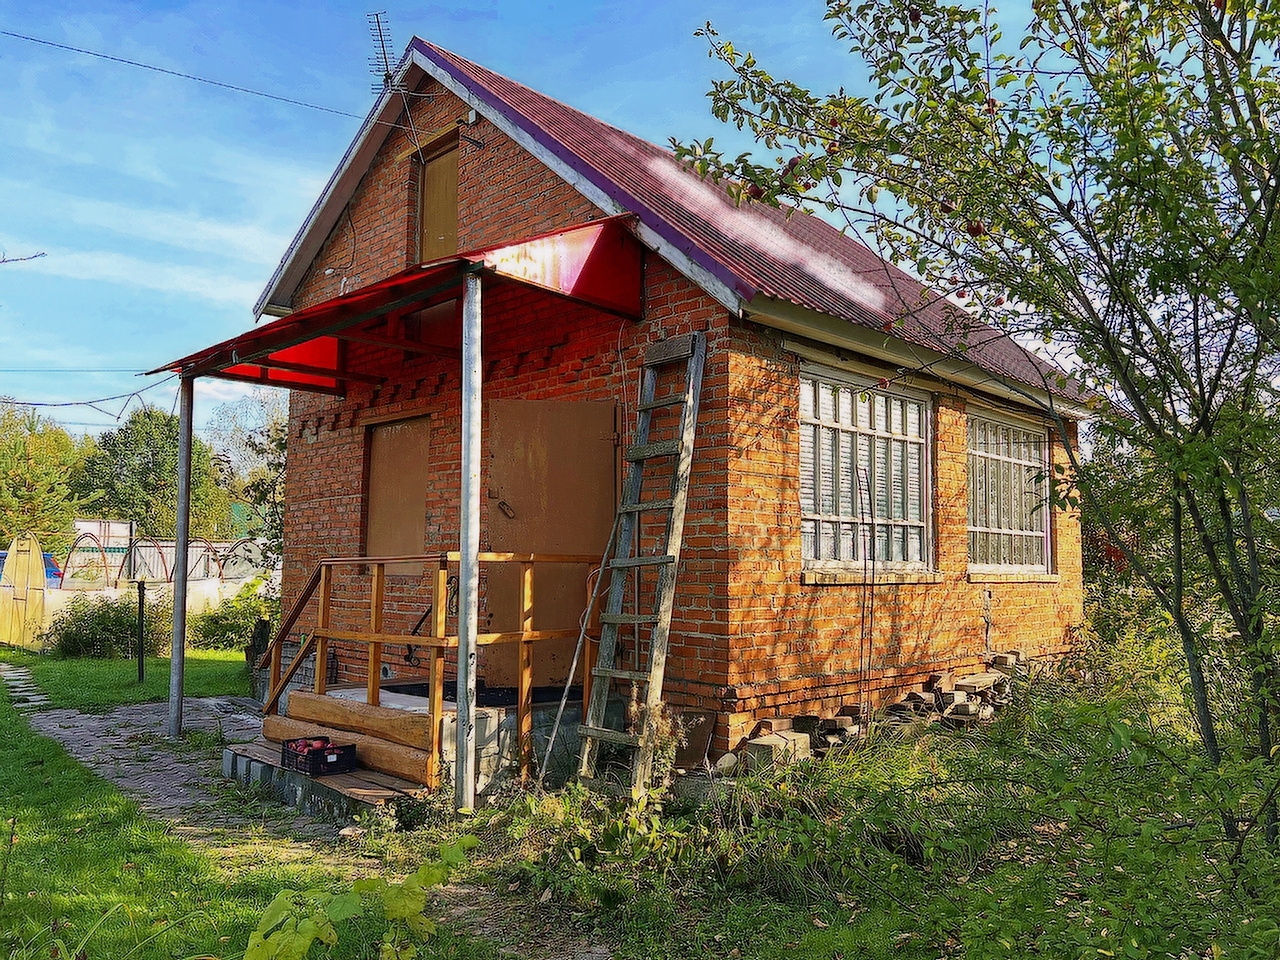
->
257 552 600 782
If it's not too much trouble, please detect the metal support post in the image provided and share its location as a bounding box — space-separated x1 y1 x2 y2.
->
136 579 146 683
168 375 194 738
455 270 482 810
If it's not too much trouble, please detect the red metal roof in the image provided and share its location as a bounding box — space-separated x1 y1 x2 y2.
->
154 217 641 393
415 40 1079 402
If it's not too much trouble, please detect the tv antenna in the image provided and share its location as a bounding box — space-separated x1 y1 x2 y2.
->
367 12 397 94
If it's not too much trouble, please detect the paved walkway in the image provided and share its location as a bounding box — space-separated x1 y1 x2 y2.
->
0 662 334 840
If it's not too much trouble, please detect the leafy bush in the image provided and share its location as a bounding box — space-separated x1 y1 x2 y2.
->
188 576 279 650
40 592 170 659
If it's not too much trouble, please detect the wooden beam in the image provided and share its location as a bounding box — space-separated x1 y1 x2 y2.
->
518 560 534 778
286 690 434 751
247 358 386 385
209 368 347 396
262 633 317 716
315 566 332 696
429 560 448 787
263 715 435 786
335 330 461 359
368 563 385 707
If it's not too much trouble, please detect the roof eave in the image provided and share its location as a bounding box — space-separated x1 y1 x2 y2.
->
745 295 1091 421
407 39 748 319
252 52 424 319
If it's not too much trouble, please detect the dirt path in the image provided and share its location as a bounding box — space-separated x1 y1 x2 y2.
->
0 662 614 959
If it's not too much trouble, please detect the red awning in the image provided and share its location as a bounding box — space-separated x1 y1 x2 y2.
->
151 216 643 394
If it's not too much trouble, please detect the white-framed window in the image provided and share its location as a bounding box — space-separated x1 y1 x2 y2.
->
798 369 931 568
967 412 1051 571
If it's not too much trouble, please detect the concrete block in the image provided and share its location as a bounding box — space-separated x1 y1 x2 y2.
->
790 715 822 735
221 748 235 780
742 731 811 771
820 716 855 732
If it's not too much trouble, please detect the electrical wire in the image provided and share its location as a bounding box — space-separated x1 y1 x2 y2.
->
0 30 362 119
3 373 178 411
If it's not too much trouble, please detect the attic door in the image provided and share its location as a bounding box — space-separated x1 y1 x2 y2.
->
484 400 616 688
418 142 458 262
366 416 431 574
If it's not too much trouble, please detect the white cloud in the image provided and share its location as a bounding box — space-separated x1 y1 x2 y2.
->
0 180 292 263
0 239 261 306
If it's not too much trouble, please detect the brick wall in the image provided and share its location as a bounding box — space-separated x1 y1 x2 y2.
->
722 321 1084 746
274 77 1084 753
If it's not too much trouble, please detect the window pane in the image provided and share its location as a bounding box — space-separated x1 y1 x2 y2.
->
839 388 853 426
841 523 856 561
800 378 815 419
908 444 923 522
839 432 854 516
875 438 890 519
821 427 836 513
908 527 924 562
802 520 816 559
821 521 837 559
820 384 836 422
800 424 816 513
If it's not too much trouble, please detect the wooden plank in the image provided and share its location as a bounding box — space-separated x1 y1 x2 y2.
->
257 563 322 670
476 629 578 646
518 560 533 777
286 691 434 751
446 551 601 564
368 563 385 707
429 559 447 788
315 565 332 696
262 633 317 716
644 333 697 365
313 629 450 647
263 714 435 786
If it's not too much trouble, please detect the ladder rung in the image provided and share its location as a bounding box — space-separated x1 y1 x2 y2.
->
644 333 697 365
579 724 641 747
618 498 674 513
625 440 679 461
609 554 676 569
600 612 660 625
637 394 686 412
593 667 651 683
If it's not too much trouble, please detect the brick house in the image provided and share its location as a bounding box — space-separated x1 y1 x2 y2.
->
160 39 1084 791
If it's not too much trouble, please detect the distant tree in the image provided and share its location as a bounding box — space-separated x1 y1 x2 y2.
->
677 0 1280 839
0 403 96 553
74 405 232 540
206 389 288 563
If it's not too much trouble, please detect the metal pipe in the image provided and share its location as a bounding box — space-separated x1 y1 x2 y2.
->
455 271 481 810
168 375 194 738
137 579 146 684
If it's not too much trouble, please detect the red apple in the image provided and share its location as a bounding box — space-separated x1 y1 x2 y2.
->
966 220 986 237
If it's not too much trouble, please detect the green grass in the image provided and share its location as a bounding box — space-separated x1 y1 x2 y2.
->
0 686 499 960
0 647 250 711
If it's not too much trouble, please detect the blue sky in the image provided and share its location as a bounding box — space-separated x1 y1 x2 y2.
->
0 0 865 435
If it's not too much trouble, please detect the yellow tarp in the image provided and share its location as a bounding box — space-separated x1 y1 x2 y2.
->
0 533 47 649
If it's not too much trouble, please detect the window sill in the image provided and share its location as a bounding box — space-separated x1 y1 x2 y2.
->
802 569 944 586
967 570 1059 584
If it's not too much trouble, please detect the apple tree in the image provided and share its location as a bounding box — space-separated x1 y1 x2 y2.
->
676 0 1280 841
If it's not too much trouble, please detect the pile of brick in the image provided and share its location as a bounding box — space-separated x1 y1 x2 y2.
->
720 650 1026 775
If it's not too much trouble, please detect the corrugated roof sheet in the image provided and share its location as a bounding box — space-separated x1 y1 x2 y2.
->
415 39 1081 403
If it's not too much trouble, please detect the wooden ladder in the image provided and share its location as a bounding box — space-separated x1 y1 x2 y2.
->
578 332 706 792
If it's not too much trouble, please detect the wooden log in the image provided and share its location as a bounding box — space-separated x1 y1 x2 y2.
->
368 563 385 707
263 714 435 786
518 560 534 777
285 690 435 751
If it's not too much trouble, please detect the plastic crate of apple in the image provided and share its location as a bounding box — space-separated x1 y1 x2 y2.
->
281 736 357 776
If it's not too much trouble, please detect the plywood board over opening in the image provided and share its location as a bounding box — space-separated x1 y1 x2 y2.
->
485 400 616 688
366 415 432 576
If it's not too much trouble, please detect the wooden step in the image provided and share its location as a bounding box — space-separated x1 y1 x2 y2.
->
263 714 434 786
286 691 436 752
625 440 679 461
578 724 640 747
609 554 675 569
600 612 660 625
618 498 674 513
644 333 697 364
592 666 651 683
637 394 686 412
